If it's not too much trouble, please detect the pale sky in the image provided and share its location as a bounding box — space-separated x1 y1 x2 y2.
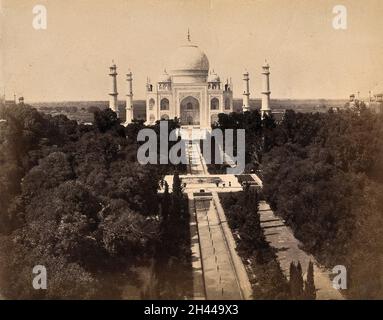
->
1 0 383 102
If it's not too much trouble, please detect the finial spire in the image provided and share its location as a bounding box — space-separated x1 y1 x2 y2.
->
187 28 191 42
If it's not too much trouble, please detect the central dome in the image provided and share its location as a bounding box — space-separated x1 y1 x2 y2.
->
169 43 209 72
168 36 209 83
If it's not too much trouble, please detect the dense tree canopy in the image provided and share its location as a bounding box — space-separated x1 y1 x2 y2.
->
219 189 289 299
0 105 189 299
214 107 383 299
261 109 383 299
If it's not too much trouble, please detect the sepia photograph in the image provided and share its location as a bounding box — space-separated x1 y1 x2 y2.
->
0 0 383 311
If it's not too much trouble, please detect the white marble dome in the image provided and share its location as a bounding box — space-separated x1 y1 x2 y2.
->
168 40 209 83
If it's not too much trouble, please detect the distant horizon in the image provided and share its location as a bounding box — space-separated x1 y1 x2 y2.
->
27 97 350 104
2 0 382 102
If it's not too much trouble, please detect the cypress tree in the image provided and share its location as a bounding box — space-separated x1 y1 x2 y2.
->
172 172 183 197
162 181 170 219
289 261 305 299
289 262 298 299
296 261 304 299
238 190 264 255
172 172 183 217
304 261 316 300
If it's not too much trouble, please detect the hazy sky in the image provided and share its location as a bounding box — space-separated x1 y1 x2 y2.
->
1 0 383 102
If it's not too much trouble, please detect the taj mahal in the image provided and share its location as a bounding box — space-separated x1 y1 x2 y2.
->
108 31 271 128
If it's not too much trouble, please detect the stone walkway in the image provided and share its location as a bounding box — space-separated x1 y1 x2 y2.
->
181 133 252 300
193 197 242 299
188 196 206 300
187 140 207 175
259 200 344 300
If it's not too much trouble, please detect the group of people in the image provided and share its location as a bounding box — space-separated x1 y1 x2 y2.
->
215 181 232 188
159 177 235 190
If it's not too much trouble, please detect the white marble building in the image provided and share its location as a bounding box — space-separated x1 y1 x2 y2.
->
145 32 233 128
108 32 272 127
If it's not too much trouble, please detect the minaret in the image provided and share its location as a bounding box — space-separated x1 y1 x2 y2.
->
261 60 271 118
242 71 250 112
125 70 133 125
109 62 118 116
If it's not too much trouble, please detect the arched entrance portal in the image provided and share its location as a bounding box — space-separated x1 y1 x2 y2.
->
180 96 200 126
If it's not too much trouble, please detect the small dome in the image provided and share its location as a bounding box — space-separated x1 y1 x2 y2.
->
158 69 171 82
208 70 220 82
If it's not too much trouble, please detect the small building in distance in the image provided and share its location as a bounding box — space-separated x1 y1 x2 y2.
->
368 93 383 113
346 91 383 114
0 94 25 107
